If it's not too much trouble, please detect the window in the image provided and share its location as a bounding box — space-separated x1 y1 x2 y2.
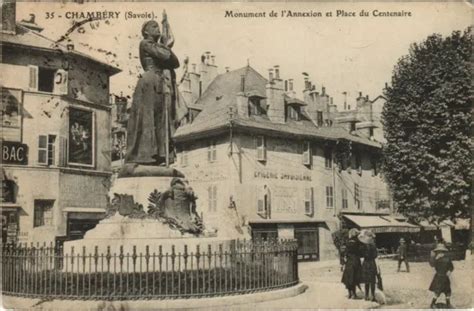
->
304 187 314 215
38 134 56 166
350 122 356 132
326 186 334 208
207 140 217 162
29 66 68 94
371 158 378 176
257 185 271 218
324 149 332 169
317 111 323 127
355 153 362 175
255 136 266 162
369 127 374 138
207 185 217 212
342 189 348 209
69 108 94 167
34 200 54 227
249 97 262 116
302 141 311 166
354 183 361 209
286 105 300 121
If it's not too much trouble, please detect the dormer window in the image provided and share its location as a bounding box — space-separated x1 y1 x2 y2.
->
286 105 300 121
350 121 356 132
249 97 263 116
317 111 323 127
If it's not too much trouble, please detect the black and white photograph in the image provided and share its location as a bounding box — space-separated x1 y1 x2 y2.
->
0 0 472 309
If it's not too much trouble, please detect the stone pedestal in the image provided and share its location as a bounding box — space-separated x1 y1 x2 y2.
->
62 164 226 272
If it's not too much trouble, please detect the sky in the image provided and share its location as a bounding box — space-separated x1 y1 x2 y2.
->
16 1 472 109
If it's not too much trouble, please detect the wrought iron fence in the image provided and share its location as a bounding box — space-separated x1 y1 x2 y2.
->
1 239 299 300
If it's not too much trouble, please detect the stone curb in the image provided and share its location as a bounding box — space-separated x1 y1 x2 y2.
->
2 283 308 310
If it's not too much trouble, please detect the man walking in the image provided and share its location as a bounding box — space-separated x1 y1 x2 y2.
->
397 238 410 272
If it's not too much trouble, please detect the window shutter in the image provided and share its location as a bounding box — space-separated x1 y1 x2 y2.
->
302 142 311 166
58 136 68 167
207 145 212 162
37 135 48 165
207 186 212 211
212 185 217 211
28 65 38 91
54 69 68 95
47 135 56 166
304 187 314 215
212 146 217 162
256 136 266 161
257 187 266 216
183 151 188 167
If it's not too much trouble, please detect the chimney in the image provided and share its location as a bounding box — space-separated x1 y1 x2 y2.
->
236 75 248 118
266 74 285 123
356 91 366 108
268 69 274 81
274 65 280 79
225 67 230 73
284 80 288 92
321 86 326 96
211 55 215 65
289 79 294 91
304 77 309 90
1 0 16 33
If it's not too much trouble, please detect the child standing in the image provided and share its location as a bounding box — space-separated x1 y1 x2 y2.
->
429 244 454 308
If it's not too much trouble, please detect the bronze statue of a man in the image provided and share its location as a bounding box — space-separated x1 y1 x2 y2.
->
125 14 181 165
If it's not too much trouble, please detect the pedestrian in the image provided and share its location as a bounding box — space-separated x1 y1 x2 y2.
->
429 244 454 308
358 229 378 301
341 228 362 299
397 238 410 272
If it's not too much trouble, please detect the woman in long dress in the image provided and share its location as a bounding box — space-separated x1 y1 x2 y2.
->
125 18 179 165
359 230 378 301
341 228 362 299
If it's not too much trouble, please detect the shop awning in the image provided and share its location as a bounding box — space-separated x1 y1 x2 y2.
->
418 218 470 231
0 203 22 212
63 207 106 213
343 214 420 233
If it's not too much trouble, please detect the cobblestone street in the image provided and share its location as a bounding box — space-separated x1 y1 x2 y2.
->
223 256 473 310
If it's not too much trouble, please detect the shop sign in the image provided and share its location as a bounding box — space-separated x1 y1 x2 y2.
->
2 141 28 165
254 170 311 181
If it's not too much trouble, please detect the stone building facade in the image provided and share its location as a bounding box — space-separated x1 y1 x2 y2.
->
173 65 394 260
1 2 120 244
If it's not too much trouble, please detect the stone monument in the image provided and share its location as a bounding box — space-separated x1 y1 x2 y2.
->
64 13 218 257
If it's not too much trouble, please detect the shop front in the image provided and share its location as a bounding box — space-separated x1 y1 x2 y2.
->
63 208 106 241
250 220 321 261
341 213 420 254
1 205 20 244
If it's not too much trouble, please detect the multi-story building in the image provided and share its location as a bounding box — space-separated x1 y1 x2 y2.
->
0 1 120 244
173 65 415 260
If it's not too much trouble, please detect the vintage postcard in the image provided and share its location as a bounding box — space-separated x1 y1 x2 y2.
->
1 0 472 309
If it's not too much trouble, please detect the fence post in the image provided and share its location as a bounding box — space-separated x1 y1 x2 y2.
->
171 245 176 296
145 245 150 298
183 245 188 295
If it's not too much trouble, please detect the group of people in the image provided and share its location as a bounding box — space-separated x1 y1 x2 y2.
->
341 228 379 301
341 229 455 308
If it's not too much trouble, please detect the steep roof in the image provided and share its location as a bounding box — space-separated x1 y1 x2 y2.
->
1 25 120 75
174 66 380 148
